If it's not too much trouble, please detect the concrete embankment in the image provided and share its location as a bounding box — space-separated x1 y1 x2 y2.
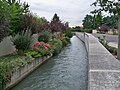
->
6 56 52 90
76 32 120 90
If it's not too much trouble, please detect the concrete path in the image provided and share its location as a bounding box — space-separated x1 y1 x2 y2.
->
88 34 120 90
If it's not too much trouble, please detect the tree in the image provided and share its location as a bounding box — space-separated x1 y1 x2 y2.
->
0 0 10 42
52 13 60 22
103 15 118 29
0 0 29 41
91 0 120 59
50 13 67 32
82 15 95 29
82 14 102 29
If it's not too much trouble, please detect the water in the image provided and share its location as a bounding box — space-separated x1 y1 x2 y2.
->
12 36 88 90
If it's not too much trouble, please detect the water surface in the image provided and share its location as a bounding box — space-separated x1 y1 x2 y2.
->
12 36 88 90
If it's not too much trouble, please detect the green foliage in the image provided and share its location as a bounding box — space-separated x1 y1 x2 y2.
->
92 0 120 16
33 16 47 25
25 50 42 58
64 29 73 38
98 36 117 55
12 30 32 51
82 13 103 29
103 15 118 29
0 0 10 42
80 29 92 33
37 47 51 56
49 39 63 55
60 38 68 47
0 63 9 90
0 55 33 90
8 1 29 35
38 30 51 43
0 0 29 36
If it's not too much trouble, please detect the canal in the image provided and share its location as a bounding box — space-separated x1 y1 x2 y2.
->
12 36 88 90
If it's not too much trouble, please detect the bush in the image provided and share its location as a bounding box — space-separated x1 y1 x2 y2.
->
64 29 73 38
49 39 63 55
33 42 53 56
38 30 51 43
0 55 33 90
98 36 117 55
12 30 32 51
80 29 92 33
57 36 69 47
25 50 42 58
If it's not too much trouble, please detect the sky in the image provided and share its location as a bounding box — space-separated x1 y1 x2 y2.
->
21 0 95 27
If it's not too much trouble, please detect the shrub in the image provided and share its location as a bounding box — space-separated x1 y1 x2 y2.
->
33 42 52 56
80 29 92 33
49 39 63 55
57 36 68 47
98 36 117 55
64 29 73 38
12 30 32 51
25 50 42 58
0 55 33 90
38 30 51 43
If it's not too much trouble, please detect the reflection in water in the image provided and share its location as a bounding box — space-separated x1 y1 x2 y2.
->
12 36 88 90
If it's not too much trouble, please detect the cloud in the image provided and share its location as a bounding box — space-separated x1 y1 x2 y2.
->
21 0 95 26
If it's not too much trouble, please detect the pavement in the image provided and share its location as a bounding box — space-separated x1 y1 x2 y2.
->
76 33 120 90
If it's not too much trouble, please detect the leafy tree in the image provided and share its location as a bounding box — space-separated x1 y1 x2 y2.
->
82 15 95 29
82 14 102 29
0 0 10 42
91 0 120 59
103 15 118 29
0 0 29 42
8 0 29 35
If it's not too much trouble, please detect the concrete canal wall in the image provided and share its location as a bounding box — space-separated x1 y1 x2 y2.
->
76 33 120 90
76 33 89 53
6 56 52 90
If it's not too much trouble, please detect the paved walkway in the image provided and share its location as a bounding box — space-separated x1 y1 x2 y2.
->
88 34 120 90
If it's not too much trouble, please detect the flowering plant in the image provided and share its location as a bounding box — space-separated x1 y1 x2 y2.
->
33 42 52 56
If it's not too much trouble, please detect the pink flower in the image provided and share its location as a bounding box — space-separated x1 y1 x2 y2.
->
44 46 48 50
33 42 40 49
